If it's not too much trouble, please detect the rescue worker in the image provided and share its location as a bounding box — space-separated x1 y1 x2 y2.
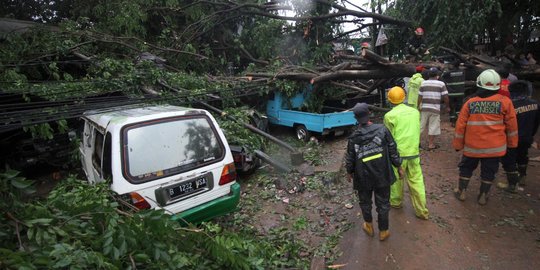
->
452 69 518 205
406 27 427 61
345 103 403 241
406 66 425 108
441 62 466 126
384 86 429 220
497 80 540 191
497 69 511 98
361 42 370 49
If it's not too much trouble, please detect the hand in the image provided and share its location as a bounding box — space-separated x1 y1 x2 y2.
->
446 107 451 113
347 174 353 183
398 167 405 179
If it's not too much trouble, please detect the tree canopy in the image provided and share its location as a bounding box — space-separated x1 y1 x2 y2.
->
0 0 538 137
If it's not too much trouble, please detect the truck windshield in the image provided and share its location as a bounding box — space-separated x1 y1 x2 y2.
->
122 115 224 182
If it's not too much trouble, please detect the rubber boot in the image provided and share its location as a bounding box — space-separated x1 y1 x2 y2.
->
454 177 470 201
379 230 390 241
519 175 527 186
505 171 519 194
362 222 374 237
518 164 527 186
477 180 492 205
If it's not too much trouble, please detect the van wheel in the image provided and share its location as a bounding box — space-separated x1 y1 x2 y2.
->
295 125 310 142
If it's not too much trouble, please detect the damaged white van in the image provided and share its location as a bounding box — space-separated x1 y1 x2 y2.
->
79 105 240 224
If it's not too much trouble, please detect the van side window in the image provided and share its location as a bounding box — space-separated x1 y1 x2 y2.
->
103 132 112 179
92 131 113 180
92 131 104 174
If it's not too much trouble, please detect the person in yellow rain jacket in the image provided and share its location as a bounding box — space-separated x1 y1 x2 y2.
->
406 65 425 108
384 86 429 220
453 69 518 205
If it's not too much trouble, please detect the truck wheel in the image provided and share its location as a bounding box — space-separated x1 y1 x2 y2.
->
295 125 310 142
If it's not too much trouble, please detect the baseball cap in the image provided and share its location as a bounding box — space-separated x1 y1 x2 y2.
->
428 67 440 77
351 103 370 124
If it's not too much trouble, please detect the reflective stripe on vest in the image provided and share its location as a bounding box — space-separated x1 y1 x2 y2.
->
467 120 503 126
362 153 383 162
464 145 506 154
507 130 518 137
454 133 464 138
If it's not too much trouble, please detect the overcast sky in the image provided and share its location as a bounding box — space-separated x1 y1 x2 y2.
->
283 0 373 38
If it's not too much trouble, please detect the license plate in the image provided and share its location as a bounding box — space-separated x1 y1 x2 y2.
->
168 177 208 199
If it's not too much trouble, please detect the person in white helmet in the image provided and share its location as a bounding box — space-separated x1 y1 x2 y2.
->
453 69 518 205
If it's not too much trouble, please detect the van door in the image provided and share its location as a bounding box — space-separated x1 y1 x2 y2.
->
80 121 95 183
80 121 112 184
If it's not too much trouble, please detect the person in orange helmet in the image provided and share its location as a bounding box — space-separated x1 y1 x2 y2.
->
384 86 429 220
406 27 427 61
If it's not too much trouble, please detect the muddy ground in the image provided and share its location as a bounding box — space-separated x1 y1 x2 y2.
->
232 116 540 269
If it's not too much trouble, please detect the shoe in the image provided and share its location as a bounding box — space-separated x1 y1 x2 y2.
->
416 214 429 220
496 181 509 189
379 230 390 241
362 222 374 237
505 185 517 194
478 193 488 205
391 204 403 209
428 145 439 151
454 188 466 201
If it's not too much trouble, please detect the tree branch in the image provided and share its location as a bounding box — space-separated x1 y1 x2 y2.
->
330 81 368 93
243 10 410 25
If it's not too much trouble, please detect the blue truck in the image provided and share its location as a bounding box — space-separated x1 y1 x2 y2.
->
266 88 358 141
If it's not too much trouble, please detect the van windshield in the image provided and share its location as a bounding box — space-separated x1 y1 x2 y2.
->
122 115 224 182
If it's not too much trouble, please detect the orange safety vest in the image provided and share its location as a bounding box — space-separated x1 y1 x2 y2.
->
453 93 518 158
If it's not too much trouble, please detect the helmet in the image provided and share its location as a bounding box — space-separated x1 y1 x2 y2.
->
361 42 370 48
388 86 406 104
476 69 501 91
415 27 424 35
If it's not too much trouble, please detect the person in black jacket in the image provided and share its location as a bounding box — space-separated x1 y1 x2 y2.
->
499 81 540 190
406 27 427 62
345 103 403 241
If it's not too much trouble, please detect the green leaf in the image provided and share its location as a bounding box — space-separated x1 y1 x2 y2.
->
27 227 35 240
53 256 72 268
36 229 43 245
2 169 20 179
112 247 120 260
103 244 112 256
104 236 113 247
10 178 34 189
133 253 149 261
27 218 53 226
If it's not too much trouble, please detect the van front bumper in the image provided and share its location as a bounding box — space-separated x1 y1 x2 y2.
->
171 182 241 225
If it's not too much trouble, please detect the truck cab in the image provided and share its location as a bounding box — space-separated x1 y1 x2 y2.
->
79 105 240 224
266 87 357 141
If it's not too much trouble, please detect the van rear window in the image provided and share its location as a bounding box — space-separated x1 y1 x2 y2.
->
121 115 224 183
